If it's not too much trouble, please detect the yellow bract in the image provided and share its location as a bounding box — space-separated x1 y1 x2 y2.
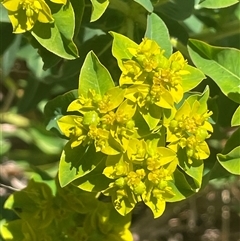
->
120 39 190 110
1 0 53 33
1 0 67 33
58 87 136 155
165 100 213 163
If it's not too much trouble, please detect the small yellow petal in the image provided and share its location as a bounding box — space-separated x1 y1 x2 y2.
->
2 0 20 12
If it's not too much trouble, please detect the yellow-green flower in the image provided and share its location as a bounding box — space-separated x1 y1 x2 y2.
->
120 38 190 111
102 139 177 217
165 99 213 164
1 0 54 33
58 88 138 155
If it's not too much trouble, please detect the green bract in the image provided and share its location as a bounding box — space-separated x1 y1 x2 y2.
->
1 179 133 241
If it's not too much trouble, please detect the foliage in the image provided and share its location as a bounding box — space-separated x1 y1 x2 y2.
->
0 0 239 240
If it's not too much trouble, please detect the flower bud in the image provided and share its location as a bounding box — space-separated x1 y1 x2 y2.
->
133 182 146 195
115 177 126 188
82 111 99 126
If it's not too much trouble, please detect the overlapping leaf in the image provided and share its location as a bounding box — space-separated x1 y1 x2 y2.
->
31 2 79 59
78 51 115 97
145 13 172 58
188 39 240 103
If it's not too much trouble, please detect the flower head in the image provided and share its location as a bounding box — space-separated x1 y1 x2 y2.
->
165 99 213 164
120 38 190 122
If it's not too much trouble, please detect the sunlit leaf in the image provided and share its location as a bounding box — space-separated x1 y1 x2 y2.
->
90 0 109 22
177 148 204 188
110 31 138 70
73 156 111 192
166 168 196 202
188 39 240 103
217 146 240 175
199 0 239 8
139 104 162 130
44 89 78 133
79 51 115 97
31 2 79 59
59 143 105 187
231 106 240 126
134 0 153 12
145 13 172 58
144 196 166 218
182 65 206 92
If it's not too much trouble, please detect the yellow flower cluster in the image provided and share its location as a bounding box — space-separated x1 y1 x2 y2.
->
121 39 190 111
1 0 66 33
103 139 177 217
57 38 213 218
58 87 137 155
166 100 213 164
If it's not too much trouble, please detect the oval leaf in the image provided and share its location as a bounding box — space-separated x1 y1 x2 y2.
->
199 0 239 8
134 0 153 12
110 31 138 70
182 65 206 92
59 143 105 187
90 0 109 22
44 89 78 132
31 2 79 59
78 51 115 97
156 0 195 21
145 13 172 58
231 105 240 126
217 146 240 175
188 39 240 103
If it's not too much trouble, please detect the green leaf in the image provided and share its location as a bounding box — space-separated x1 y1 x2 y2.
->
110 31 138 70
78 51 115 97
217 146 240 175
222 127 240 155
199 0 239 8
231 106 240 126
17 44 50 79
70 0 85 36
4 180 54 229
31 2 79 59
166 168 195 202
235 3 240 19
90 0 109 22
177 148 204 188
73 156 111 192
44 90 78 133
31 22 78 60
188 39 240 103
145 13 172 58
139 104 162 130
2 35 21 78
59 143 105 187
156 0 195 21
133 0 153 12
144 197 166 218
182 65 206 92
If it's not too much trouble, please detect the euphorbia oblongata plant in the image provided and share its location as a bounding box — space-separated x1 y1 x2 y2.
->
1 0 239 240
